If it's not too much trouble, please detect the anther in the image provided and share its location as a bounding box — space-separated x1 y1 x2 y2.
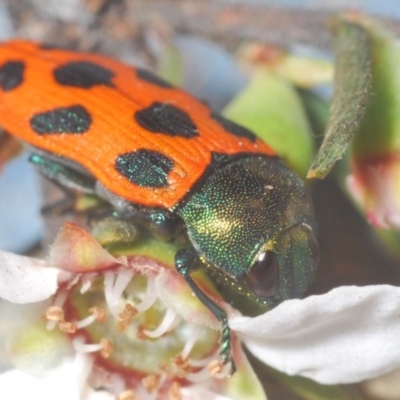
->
100 337 113 358
185 357 230 382
117 303 137 332
208 360 232 379
208 359 223 376
89 306 107 322
58 321 77 333
171 355 190 373
73 337 112 358
117 390 135 400
44 306 65 322
142 374 160 393
46 291 68 330
168 381 181 400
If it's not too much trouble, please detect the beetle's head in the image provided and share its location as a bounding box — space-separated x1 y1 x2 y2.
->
176 155 318 306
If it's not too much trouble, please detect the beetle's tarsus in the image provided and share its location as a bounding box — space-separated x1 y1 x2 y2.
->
219 317 236 374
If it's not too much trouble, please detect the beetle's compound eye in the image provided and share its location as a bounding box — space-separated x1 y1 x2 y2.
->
245 250 279 298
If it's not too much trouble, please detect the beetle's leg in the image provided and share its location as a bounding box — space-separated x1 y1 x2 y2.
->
175 248 236 374
30 153 139 246
147 209 184 242
29 153 96 215
29 153 96 193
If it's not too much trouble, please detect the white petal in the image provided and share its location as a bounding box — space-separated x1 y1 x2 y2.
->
180 386 234 400
0 250 61 303
230 285 400 384
86 390 114 400
0 353 101 400
0 369 80 400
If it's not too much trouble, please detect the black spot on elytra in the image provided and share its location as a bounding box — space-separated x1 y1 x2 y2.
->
211 112 257 142
135 102 199 138
136 67 173 88
30 105 92 135
54 61 115 88
0 61 25 91
115 149 174 188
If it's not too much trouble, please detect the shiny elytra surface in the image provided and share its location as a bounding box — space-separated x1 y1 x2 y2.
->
0 40 275 209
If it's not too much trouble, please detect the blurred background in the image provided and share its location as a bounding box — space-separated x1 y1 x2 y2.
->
1 1 400 399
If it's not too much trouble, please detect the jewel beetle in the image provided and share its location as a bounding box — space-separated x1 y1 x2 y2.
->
0 40 318 372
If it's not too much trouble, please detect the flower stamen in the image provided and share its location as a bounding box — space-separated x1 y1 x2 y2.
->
73 307 107 330
171 354 190 372
143 308 180 338
185 359 231 382
58 320 77 333
168 381 181 400
181 327 202 360
117 390 136 400
100 337 113 358
73 337 113 358
89 306 107 323
45 291 68 330
44 306 65 322
135 277 158 312
44 306 78 333
118 303 138 332
142 374 161 393
75 314 97 329
104 269 135 318
80 272 97 294
208 360 232 379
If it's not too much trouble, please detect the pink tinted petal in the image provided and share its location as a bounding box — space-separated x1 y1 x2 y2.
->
0 250 60 303
155 269 220 330
230 285 400 384
49 223 119 272
348 156 400 229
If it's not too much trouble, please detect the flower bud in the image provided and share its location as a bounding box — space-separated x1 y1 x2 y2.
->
348 18 400 229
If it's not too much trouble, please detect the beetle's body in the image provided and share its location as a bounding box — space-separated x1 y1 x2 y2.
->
0 41 275 208
0 40 318 372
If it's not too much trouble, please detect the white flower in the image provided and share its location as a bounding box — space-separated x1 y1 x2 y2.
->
0 223 264 400
1 223 400 399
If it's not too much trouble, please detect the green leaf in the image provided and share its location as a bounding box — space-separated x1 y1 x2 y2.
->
297 88 330 142
352 18 400 158
223 70 315 178
157 43 184 87
308 17 372 179
272 54 333 88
